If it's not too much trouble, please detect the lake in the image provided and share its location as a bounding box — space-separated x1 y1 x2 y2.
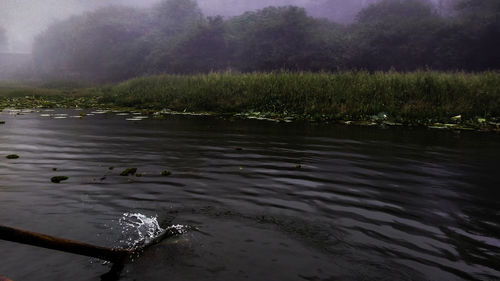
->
0 109 499 281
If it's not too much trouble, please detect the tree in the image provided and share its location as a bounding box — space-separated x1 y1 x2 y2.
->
454 0 500 16
304 0 379 23
356 0 435 23
227 6 339 72
145 0 206 72
152 0 204 36
165 16 230 73
33 6 151 81
350 0 443 70
29 0 500 80
434 0 500 70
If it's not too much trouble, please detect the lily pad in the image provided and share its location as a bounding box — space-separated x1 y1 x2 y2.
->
51 176 68 183
6 154 19 159
120 168 137 176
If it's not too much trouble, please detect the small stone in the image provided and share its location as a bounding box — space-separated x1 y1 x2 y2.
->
6 154 19 159
296 164 302 169
52 168 57 171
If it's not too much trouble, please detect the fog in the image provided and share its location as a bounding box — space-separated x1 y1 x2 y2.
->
0 0 384 53
1 0 156 52
1 0 495 81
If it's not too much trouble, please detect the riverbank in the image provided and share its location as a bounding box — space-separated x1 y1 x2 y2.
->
1 72 500 131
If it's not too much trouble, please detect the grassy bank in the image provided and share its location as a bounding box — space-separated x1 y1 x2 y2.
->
2 72 500 129
100 72 500 124
0 81 101 108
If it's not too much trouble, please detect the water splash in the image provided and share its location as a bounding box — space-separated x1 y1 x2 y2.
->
118 212 190 249
119 212 164 248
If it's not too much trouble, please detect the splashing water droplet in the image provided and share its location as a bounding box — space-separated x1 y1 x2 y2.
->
118 213 190 249
119 213 164 248
167 224 189 234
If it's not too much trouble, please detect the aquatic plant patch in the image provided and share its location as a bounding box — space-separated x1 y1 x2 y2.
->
120 168 138 176
51 176 68 183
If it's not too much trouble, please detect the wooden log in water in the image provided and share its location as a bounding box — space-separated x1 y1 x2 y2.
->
0 225 131 262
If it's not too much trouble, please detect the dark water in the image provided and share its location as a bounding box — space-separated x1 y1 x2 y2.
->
0 109 499 281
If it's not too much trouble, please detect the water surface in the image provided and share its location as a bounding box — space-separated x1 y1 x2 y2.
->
0 109 499 280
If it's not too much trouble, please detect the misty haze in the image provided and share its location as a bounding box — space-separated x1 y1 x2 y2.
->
0 0 499 281
2 0 379 52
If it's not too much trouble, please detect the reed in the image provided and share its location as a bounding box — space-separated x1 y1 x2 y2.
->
99 71 500 123
2 71 499 124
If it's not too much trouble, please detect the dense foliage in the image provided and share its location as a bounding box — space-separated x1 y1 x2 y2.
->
32 0 500 81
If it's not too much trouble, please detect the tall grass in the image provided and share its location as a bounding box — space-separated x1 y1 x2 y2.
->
0 82 64 97
100 71 500 122
0 82 101 109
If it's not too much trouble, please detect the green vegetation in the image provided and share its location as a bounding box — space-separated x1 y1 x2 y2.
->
51 176 68 183
29 0 500 82
1 71 499 130
120 168 138 176
100 72 500 125
0 82 102 109
3 1 497 132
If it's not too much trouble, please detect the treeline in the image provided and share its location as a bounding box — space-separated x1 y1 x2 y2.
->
33 0 500 82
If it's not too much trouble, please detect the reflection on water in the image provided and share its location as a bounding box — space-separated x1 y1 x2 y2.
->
0 109 499 281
